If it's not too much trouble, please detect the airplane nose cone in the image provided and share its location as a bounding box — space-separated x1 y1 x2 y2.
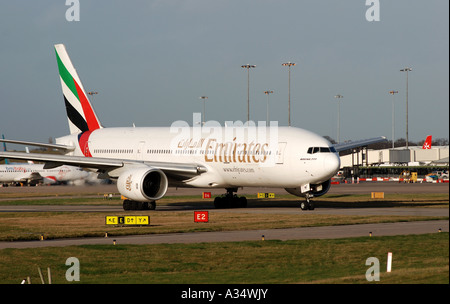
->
323 153 340 178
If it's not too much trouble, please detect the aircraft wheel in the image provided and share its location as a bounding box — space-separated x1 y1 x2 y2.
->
214 197 224 209
238 196 247 208
131 201 140 210
123 199 132 211
124 200 154 210
300 201 308 211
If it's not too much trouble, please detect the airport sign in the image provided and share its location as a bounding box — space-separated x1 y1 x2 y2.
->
194 211 209 223
106 216 150 226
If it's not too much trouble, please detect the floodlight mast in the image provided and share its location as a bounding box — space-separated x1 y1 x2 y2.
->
264 90 274 126
241 64 256 122
400 67 412 148
282 62 296 126
334 94 343 143
199 96 208 125
389 90 399 149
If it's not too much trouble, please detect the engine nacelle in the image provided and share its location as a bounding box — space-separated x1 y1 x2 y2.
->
117 167 168 202
285 179 331 198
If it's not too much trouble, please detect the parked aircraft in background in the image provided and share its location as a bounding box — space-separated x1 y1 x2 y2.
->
1 135 89 186
0 163 88 186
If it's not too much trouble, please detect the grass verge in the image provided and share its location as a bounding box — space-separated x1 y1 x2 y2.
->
0 233 447 284
0 210 446 241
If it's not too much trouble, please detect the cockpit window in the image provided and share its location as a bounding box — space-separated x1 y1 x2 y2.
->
307 146 336 154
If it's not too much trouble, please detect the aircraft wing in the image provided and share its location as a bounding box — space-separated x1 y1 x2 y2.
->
333 136 387 152
0 138 75 152
0 151 207 179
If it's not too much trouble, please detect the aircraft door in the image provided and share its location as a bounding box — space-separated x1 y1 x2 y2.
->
136 141 145 160
84 141 91 157
276 142 287 164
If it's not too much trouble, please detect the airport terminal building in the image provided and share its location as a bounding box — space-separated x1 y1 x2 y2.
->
340 146 449 168
338 146 449 181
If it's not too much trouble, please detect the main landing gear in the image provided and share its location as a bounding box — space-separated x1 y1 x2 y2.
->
300 194 315 211
123 199 156 211
214 188 247 209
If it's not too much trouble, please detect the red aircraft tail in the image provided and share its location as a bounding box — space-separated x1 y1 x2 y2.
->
422 135 432 149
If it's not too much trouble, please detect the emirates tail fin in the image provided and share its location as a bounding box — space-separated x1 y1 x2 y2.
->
54 44 102 134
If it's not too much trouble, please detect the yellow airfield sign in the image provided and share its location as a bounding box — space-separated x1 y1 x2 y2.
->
257 193 275 198
106 216 150 226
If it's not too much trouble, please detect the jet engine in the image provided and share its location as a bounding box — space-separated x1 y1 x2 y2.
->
117 167 168 202
285 179 331 198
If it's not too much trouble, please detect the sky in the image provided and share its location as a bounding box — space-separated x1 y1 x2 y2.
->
0 1 448 147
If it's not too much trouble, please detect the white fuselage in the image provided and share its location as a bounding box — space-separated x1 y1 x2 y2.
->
0 163 88 184
56 126 340 189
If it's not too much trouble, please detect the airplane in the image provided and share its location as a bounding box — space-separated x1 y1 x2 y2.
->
0 44 386 210
422 135 432 149
0 163 89 186
0 136 89 186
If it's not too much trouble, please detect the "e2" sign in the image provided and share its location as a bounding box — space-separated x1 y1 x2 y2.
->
194 211 209 223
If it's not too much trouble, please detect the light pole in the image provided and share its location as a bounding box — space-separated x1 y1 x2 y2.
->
334 94 343 143
241 64 256 122
389 90 399 149
282 62 295 126
400 67 412 148
199 96 208 125
264 90 273 126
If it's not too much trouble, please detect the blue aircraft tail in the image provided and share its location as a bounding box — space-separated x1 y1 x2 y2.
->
2 134 9 164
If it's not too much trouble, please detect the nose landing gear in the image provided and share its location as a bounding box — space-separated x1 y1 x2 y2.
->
300 194 315 211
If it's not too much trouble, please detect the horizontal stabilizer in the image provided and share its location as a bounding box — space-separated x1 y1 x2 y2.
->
0 138 75 152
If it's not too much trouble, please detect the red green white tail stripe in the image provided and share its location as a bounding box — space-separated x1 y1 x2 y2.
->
55 44 102 134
